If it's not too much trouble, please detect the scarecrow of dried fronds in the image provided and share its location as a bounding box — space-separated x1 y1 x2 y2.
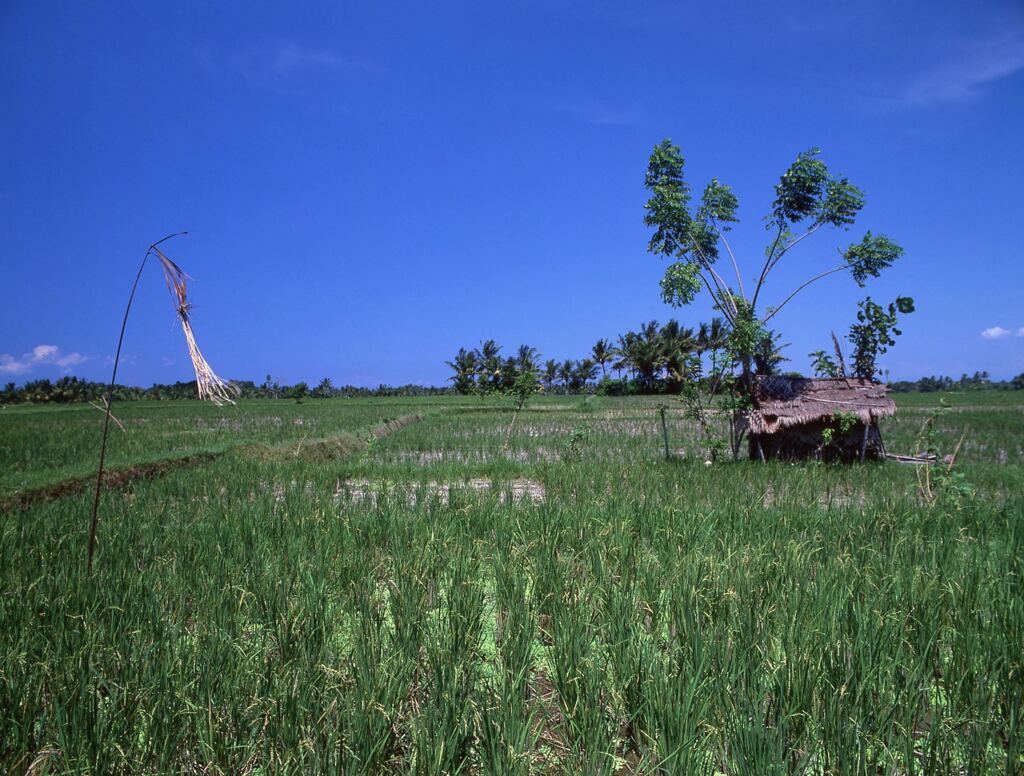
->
153 246 239 406
88 232 236 572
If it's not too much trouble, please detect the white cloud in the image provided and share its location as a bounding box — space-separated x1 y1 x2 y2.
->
1018 327 1024 337
32 344 58 360
557 98 642 127
56 352 87 368
0 355 23 375
982 326 1012 340
269 44 351 77
225 42 373 86
0 344 88 375
905 25 1024 105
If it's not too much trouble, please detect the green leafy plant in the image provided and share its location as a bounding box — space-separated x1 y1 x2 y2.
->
678 352 730 461
915 399 973 508
849 295 915 379
565 422 590 462
502 359 543 451
809 350 840 378
821 410 858 448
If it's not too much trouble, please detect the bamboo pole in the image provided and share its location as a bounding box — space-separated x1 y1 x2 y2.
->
86 232 187 573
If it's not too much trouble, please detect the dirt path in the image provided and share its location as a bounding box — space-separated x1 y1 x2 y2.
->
1 415 423 512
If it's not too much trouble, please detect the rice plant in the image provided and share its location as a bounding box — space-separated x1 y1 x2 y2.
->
1 392 1021 772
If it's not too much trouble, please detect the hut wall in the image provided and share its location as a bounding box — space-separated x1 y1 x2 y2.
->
749 420 883 463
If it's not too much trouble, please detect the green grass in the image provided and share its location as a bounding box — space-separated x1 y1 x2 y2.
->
1 393 1022 773
0 397 457 495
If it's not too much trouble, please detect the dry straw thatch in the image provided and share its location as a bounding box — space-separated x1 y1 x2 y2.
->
742 376 895 436
153 246 239 406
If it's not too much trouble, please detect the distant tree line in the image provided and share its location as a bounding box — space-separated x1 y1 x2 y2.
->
888 372 1024 393
0 375 452 405
447 324 1024 397
446 318 791 396
4 366 1022 406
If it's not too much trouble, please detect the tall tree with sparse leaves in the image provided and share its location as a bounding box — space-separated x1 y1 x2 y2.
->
643 141 907 392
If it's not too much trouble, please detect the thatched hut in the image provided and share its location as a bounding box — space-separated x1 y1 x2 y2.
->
742 376 895 462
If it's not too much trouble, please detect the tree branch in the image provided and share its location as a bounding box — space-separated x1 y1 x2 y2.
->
752 220 825 312
762 261 852 323
703 261 739 318
713 220 746 301
685 234 738 320
752 222 785 311
768 221 823 273
697 272 735 325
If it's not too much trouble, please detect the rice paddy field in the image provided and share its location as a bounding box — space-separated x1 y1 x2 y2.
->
1 392 1022 774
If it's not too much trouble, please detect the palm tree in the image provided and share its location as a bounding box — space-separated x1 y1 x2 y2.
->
696 316 731 388
591 339 612 379
696 317 728 355
474 340 503 394
612 334 634 380
659 319 697 392
516 344 540 373
543 359 558 391
623 322 663 389
501 356 519 390
559 359 575 391
314 377 334 398
573 358 598 391
753 330 790 376
445 347 479 395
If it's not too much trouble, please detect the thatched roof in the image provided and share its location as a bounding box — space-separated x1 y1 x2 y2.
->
743 376 895 436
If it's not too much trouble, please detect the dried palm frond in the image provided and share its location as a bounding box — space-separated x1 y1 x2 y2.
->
153 246 239 406
89 232 239 574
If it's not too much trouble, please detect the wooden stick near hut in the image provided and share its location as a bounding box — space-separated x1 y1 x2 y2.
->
658 405 671 461
887 452 938 464
831 331 848 377
946 430 967 471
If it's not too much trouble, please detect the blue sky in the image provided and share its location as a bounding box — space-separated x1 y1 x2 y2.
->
2 1 1023 386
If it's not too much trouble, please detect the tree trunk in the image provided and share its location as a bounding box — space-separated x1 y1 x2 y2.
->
503 396 526 450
